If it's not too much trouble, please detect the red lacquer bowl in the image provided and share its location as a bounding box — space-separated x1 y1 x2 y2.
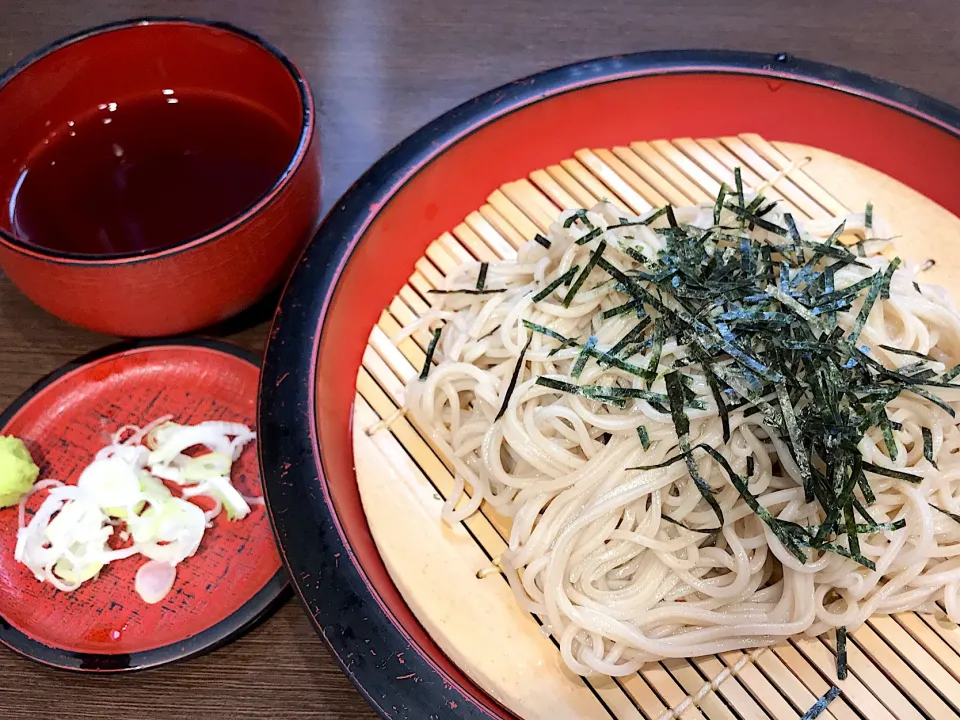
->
257 52 960 718
0 18 320 337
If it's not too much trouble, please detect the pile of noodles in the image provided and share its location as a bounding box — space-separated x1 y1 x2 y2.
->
401 197 960 677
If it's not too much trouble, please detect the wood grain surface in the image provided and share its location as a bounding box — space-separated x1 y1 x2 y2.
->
0 1 957 718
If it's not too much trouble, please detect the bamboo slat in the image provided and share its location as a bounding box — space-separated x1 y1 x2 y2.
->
353 133 960 720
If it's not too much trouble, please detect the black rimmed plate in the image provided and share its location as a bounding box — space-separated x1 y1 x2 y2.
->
0 337 287 671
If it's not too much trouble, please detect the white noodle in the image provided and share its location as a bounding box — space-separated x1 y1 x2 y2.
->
403 199 960 676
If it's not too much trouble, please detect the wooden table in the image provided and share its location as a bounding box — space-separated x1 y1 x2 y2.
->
0 1 957 718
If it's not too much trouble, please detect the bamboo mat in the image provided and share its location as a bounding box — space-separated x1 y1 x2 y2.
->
353 133 960 720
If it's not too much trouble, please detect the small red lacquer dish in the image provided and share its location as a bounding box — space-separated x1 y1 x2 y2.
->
0 337 286 671
0 18 320 337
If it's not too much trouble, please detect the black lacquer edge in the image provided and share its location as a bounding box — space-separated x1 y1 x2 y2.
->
0 336 289 672
258 49 960 719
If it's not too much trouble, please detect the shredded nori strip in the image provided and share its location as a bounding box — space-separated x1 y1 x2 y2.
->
532 265 580 302
861 462 922 483
563 209 589 228
700 444 808 562
745 194 767 215
608 317 653 359
662 515 720 534
495 336 532 421
602 299 642 319
784 212 802 243
563 241 607 307
865 201 874 229
941 364 960 383
879 344 931 360
534 376 627 407
726 205 788 235
881 257 900 300
846 269 887 346
521 183 947 571
533 232 551 248
931 503 960 525
665 373 724 525
844 503 862 562
734 168 745 213
776 379 812 491
479 323 501 340
640 206 669 226
576 226 604 245
705 370 731 442
850 518 906 534
755 200 779 217
429 288 506 295
571 336 597 377
637 425 651 450
837 627 848 680
630 442 807 561
905 385 956 418
880 413 898 461
644 323 666 387
801 686 840 720
522 320 578 353
713 183 727 225
629 452 691 471
665 205 678 228
419 327 443 381
586 345 657 382
813 456 861 547
923 426 938 468
582 384 672 405
476 262 489 291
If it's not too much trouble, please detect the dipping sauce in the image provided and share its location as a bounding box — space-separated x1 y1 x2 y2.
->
9 91 298 255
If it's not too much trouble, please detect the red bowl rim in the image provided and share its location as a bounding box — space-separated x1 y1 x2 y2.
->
258 50 960 719
0 16 316 266
0 336 289 672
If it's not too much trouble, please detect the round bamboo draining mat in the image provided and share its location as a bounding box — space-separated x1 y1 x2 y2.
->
353 133 960 720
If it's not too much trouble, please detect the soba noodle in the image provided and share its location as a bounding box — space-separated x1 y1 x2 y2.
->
401 191 960 678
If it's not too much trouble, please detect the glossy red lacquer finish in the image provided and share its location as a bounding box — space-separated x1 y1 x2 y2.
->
0 19 320 337
305 72 960 714
0 343 280 659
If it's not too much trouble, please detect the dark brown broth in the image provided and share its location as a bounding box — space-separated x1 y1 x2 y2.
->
10 91 298 255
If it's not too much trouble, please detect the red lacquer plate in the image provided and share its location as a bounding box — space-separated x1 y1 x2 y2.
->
0 337 286 671
258 51 960 718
